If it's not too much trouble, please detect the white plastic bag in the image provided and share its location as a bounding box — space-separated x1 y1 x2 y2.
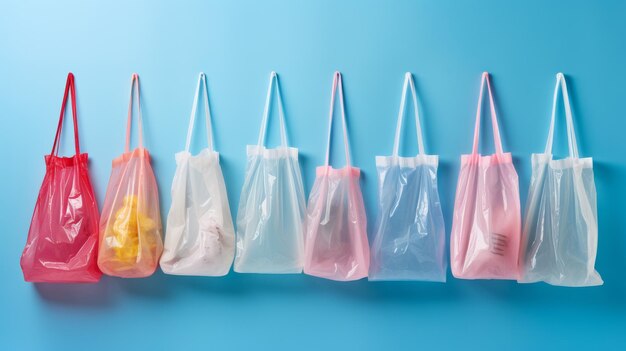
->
234 71 306 274
519 73 602 287
160 73 235 276
369 73 446 282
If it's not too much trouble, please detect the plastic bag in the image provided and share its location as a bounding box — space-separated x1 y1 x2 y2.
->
160 73 235 276
450 72 521 280
369 73 446 282
20 73 102 283
234 71 306 273
519 73 602 287
304 71 369 281
98 73 163 278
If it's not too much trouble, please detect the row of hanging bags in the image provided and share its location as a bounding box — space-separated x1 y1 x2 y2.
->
369 73 447 282
519 73 602 286
21 73 102 283
160 73 235 276
304 71 370 281
450 72 521 280
98 74 163 278
234 72 307 273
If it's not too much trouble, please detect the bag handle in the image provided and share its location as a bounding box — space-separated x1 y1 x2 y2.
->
185 72 214 152
393 72 425 156
472 72 504 155
125 73 144 153
325 71 351 167
544 73 579 158
257 71 288 147
51 72 80 156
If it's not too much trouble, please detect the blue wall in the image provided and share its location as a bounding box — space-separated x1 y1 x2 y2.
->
1 0 625 349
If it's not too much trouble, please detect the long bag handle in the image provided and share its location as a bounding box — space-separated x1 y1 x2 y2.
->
257 71 288 148
51 72 80 156
185 72 214 152
125 73 144 152
325 71 351 167
544 73 579 158
392 72 425 156
472 72 504 155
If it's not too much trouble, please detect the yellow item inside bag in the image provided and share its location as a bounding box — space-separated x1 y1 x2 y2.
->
107 195 157 267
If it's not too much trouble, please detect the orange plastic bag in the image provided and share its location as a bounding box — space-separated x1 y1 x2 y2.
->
97 74 163 278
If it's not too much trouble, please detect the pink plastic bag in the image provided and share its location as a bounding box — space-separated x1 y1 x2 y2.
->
20 73 102 283
450 72 521 280
304 72 369 281
97 74 163 278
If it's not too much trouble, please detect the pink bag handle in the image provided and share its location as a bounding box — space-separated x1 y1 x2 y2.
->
325 71 351 166
257 71 288 147
393 72 425 156
185 72 214 152
472 72 504 155
51 72 80 156
544 73 579 158
125 73 144 152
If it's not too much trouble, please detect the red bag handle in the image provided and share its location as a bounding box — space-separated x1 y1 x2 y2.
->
51 72 80 156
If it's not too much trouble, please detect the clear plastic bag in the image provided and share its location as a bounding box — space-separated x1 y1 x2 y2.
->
98 74 163 278
450 72 521 280
20 73 101 283
234 72 306 273
369 73 446 282
160 73 235 276
519 73 602 287
304 72 369 281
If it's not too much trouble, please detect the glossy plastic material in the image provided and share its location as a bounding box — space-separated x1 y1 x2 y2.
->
234 72 306 273
98 74 163 278
21 73 102 283
369 73 446 282
160 73 235 276
450 72 521 280
304 72 369 281
519 73 602 287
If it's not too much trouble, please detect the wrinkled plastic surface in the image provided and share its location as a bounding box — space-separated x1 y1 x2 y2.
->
369 156 446 281
98 148 163 277
519 156 602 286
304 166 369 281
234 146 306 273
21 154 102 283
450 154 521 279
160 150 235 276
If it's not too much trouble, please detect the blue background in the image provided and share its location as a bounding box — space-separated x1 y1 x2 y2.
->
1 0 625 349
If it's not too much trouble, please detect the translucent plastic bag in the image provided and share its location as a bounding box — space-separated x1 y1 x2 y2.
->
20 73 102 283
98 74 163 278
304 71 369 281
519 73 602 287
369 73 446 282
450 72 521 280
160 73 235 276
234 72 306 273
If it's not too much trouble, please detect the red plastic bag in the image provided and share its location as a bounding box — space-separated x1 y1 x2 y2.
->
20 73 102 283
97 73 163 278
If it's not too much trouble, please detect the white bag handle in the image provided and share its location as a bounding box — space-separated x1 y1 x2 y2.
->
257 71 288 147
185 72 214 152
472 72 504 155
393 72 425 156
544 73 579 158
325 71 351 166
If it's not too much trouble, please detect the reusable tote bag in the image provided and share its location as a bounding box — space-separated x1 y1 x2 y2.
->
20 73 101 283
304 71 369 281
519 73 602 287
98 73 163 278
369 73 446 282
160 73 235 276
234 71 306 273
450 72 521 280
